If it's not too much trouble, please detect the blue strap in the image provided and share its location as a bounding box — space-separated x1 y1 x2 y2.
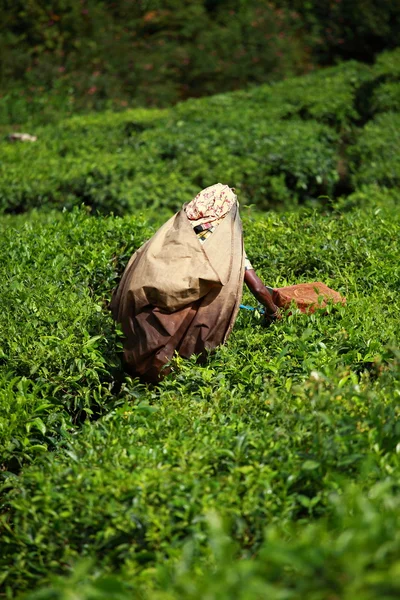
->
240 288 273 314
239 304 265 314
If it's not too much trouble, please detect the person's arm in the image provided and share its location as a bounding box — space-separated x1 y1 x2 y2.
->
244 269 280 319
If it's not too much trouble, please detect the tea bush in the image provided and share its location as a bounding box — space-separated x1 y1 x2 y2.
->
344 48 400 189
372 47 400 79
2 356 400 596
2 49 400 217
174 60 372 129
1 188 400 597
1 112 339 215
348 112 400 188
18 483 400 599
371 81 400 113
0 209 152 471
1 48 400 599
368 47 400 114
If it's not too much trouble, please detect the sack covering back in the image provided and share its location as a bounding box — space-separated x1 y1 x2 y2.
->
110 204 245 382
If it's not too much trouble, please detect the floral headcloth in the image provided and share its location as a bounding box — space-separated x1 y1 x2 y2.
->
185 183 237 225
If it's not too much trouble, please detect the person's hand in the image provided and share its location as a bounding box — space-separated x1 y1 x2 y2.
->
243 270 282 323
263 306 281 325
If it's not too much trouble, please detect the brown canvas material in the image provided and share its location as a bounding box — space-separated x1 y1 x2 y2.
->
110 203 245 382
272 282 346 313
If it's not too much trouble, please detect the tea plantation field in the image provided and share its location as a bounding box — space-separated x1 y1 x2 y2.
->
1 49 400 599
1 48 400 216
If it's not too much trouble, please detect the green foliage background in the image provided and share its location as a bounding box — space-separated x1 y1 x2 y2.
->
1 0 400 124
1 49 400 217
0 44 400 600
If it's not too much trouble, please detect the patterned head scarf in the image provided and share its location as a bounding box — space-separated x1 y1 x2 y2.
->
185 183 237 225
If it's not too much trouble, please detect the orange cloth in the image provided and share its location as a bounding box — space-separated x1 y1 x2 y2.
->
272 282 346 313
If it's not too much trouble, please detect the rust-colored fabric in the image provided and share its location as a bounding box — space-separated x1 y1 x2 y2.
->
272 282 346 313
110 203 245 383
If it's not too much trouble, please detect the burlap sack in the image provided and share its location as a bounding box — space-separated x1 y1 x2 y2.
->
110 204 245 382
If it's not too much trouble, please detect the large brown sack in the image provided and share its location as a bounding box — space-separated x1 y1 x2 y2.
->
272 282 346 313
110 204 245 383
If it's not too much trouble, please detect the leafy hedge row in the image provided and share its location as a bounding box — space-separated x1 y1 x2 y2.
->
1 188 400 596
0 210 150 471
348 112 400 188
1 186 399 473
1 47 400 600
1 49 399 216
0 114 339 215
3 358 400 598
174 59 372 128
17 483 400 599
